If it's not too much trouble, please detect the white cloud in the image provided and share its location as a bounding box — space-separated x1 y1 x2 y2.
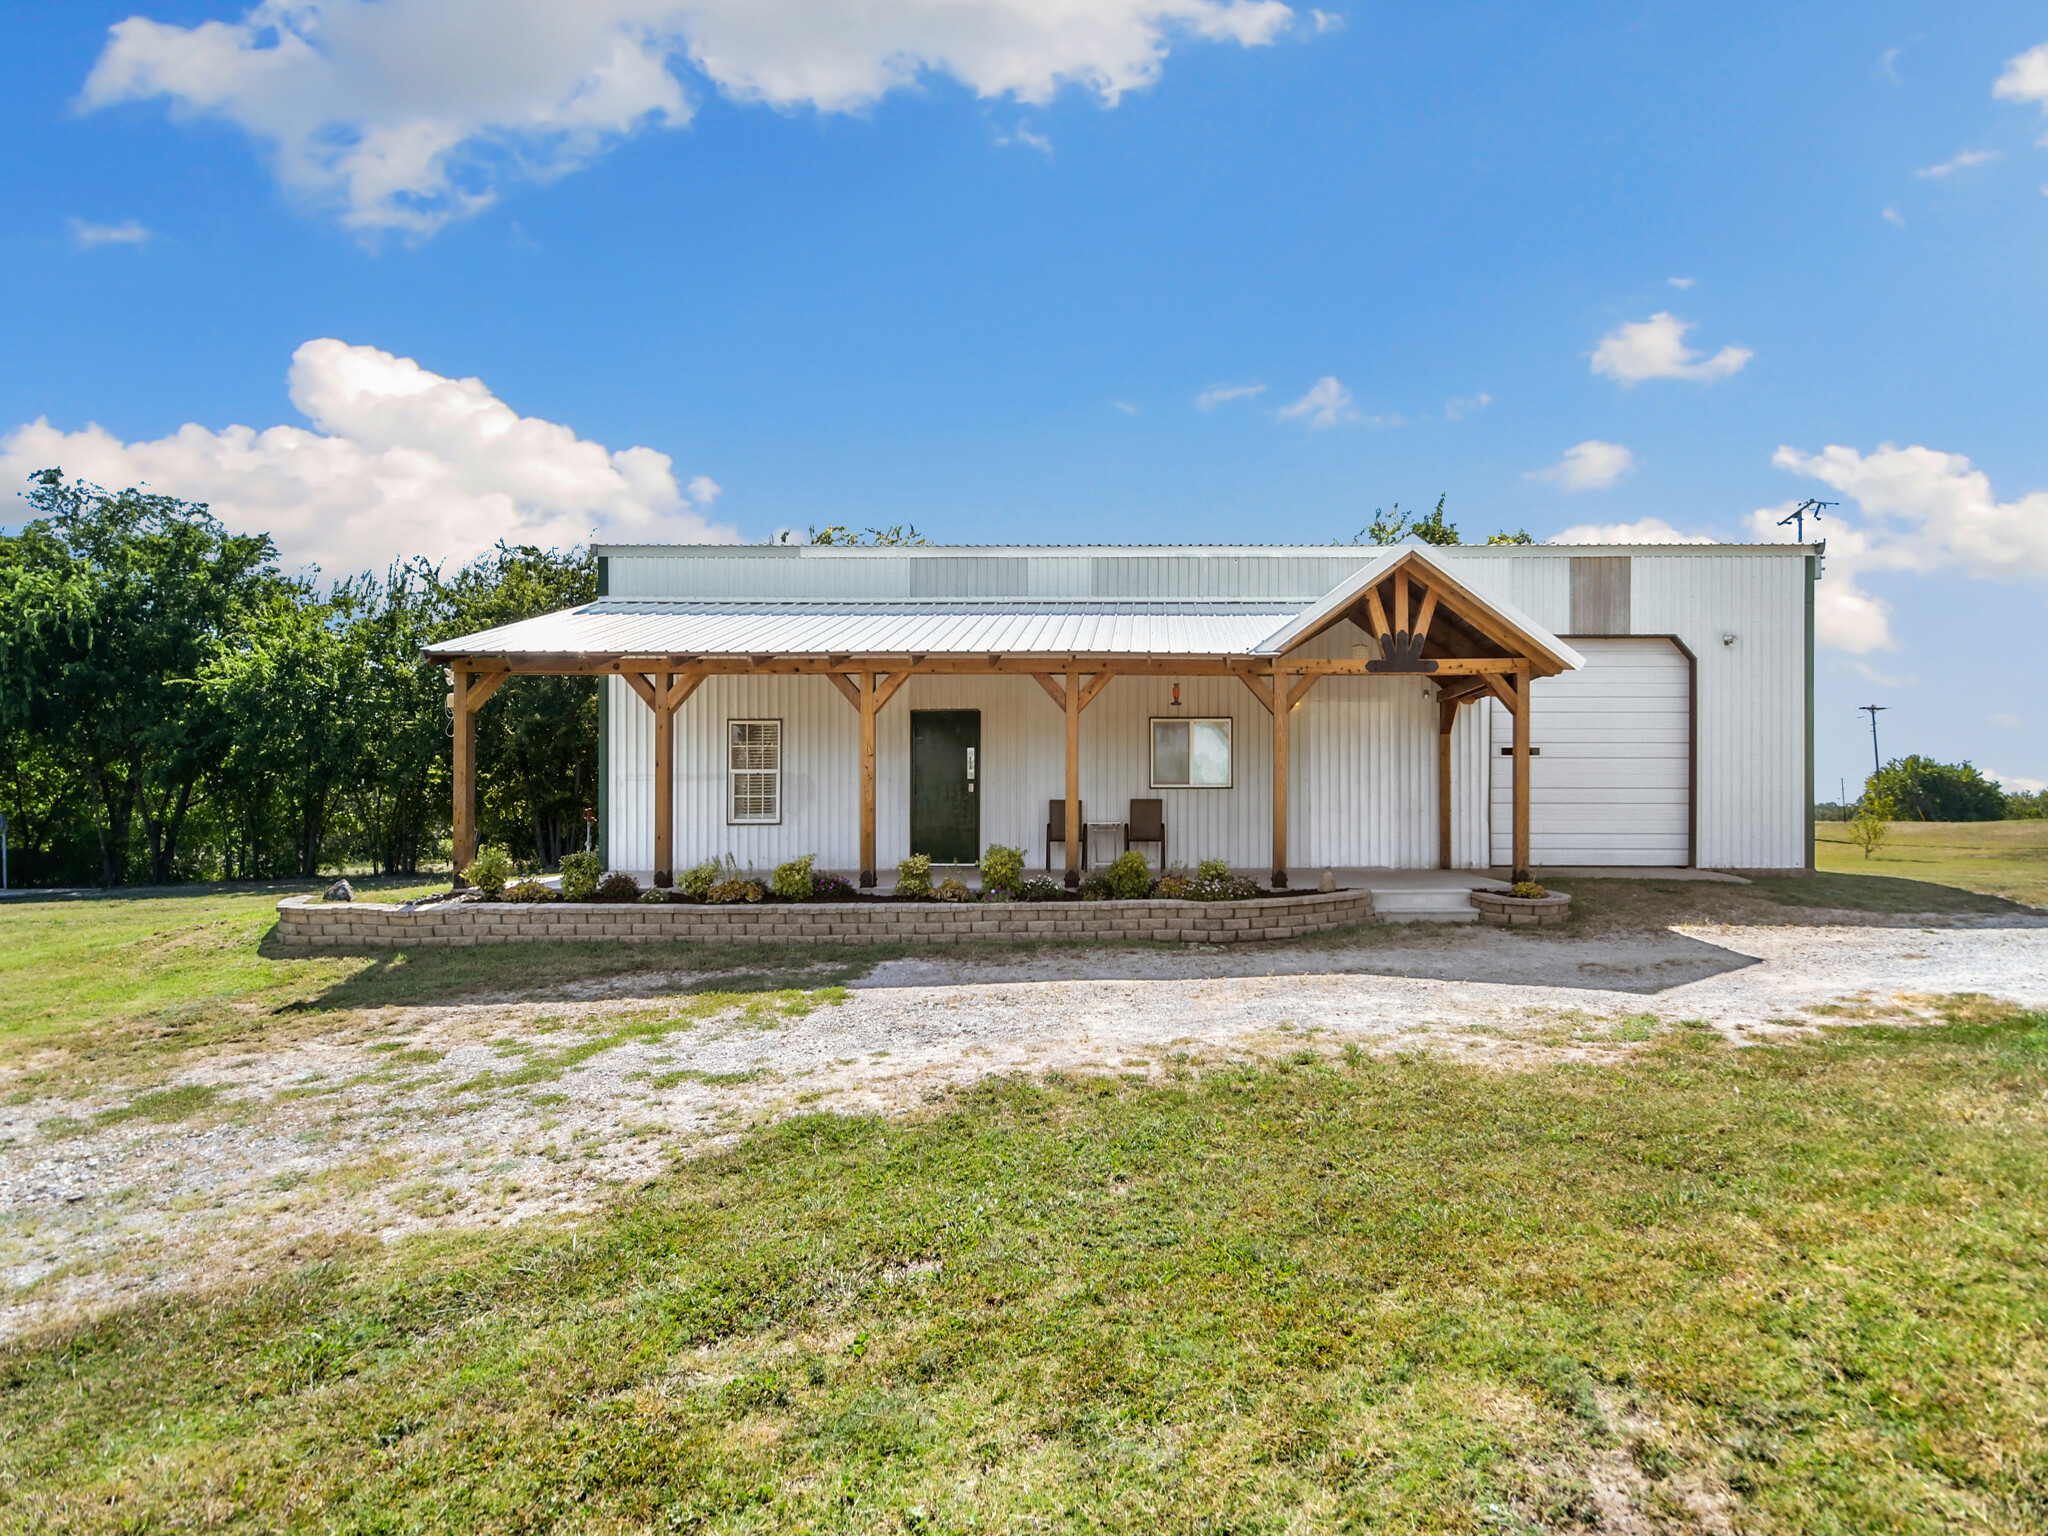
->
1883 204 1905 226
1877 46 1902 84
1111 399 1137 414
1309 9 1344 31
1528 440 1636 491
1916 147 1998 178
1666 276 1695 289
996 122 1054 154
1547 516 1711 546
1991 712 2023 729
1196 381 1265 410
1442 391 1491 420
1 339 735 576
1989 768 2046 793
1756 442 2048 654
1848 661 1918 688
1277 375 1358 428
81 0 1297 236
686 474 722 505
70 218 153 248
1589 312 1751 385
1994 41 2048 119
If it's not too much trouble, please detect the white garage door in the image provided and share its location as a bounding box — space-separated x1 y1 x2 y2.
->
1489 638 1690 867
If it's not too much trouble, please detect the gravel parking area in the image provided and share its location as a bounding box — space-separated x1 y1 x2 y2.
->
3 915 2045 1340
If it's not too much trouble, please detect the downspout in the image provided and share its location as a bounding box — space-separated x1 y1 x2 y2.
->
596 554 610 870
1805 545 1819 873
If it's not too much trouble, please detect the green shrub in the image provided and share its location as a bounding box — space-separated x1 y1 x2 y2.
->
1866 756 2007 821
1016 877 1065 902
558 851 603 902
462 845 515 898
771 855 817 901
934 877 974 903
706 878 766 905
593 871 642 902
895 854 933 898
2010 789 2048 820
502 880 561 904
1509 880 1550 899
679 859 724 901
1195 857 1230 882
1078 872 1113 901
1152 874 1190 900
1103 850 1154 900
979 844 1025 897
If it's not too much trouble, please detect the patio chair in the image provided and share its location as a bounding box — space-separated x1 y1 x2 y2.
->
1046 799 1084 872
1125 798 1165 870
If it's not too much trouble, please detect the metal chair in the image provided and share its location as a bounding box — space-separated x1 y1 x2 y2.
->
1046 799 1084 872
1125 798 1165 870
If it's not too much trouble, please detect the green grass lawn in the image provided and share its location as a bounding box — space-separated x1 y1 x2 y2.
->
3 1002 2045 1532
1817 818 2048 908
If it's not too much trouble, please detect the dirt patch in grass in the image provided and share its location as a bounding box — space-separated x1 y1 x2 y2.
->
4 1009 2046 1531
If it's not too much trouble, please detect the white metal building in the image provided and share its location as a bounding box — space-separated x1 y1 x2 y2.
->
427 541 1818 885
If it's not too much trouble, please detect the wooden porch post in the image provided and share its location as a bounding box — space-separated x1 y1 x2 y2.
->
1064 665 1082 889
451 670 477 881
1438 696 1457 871
859 671 878 887
1271 658 1289 888
1512 661 1532 882
653 671 676 887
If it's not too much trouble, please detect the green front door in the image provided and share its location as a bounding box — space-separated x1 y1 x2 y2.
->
910 710 981 866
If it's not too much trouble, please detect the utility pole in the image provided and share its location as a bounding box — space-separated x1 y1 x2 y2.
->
1779 499 1835 542
1859 704 1887 781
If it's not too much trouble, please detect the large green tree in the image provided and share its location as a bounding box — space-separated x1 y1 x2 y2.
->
1866 756 2008 822
0 472 279 884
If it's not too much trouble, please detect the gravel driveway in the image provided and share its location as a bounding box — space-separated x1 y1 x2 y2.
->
4 915 2044 1340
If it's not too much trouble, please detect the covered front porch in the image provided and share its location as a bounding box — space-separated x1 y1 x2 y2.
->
424 548 1583 890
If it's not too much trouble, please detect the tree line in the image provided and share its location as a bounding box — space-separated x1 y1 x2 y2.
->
0 470 598 887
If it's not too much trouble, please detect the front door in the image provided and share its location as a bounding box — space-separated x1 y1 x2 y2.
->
910 710 981 866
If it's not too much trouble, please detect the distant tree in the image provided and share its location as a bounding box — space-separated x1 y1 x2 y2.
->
1358 495 1459 546
1487 529 1536 545
0 471 279 884
2006 789 2047 820
438 544 601 870
807 524 928 546
1866 756 2008 822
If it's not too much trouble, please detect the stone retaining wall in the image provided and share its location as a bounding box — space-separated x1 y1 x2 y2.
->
1470 890 1572 928
273 888 1378 949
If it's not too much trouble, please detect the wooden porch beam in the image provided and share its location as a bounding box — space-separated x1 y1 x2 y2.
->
1285 672 1321 712
1364 584 1392 646
1033 673 1069 711
1413 586 1440 646
825 672 861 710
1438 696 1459 871
1064 666 1082 890
872 670 914 714
859 671 878 887
653 671 676 888
621 672 657 710
1512 661 1532 883
1278 656 1523 678
1394 574 1409 639
1271 658 1289 888
1077 668 1117 711
451 671 479 881
1231 666 1274 715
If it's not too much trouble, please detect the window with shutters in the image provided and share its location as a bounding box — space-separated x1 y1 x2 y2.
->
728 720 782 824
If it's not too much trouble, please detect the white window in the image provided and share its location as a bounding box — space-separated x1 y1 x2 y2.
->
1151 717 1232 788
728 720 782 823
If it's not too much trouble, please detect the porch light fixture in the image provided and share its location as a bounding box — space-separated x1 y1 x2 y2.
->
1170 684 1182 708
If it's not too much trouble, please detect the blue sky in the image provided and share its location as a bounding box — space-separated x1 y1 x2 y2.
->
2 0 2045 797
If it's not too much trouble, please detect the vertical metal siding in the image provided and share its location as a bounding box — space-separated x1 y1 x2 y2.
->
1630 554 1805 868
1450 702 1491 869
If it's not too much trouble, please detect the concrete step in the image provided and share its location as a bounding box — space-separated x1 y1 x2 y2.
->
1370 888 1480 924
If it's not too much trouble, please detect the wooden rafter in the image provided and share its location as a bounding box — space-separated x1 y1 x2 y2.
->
1077 669 1117 710
1285 672 1320 711
1412 585 1439 645
621 672 657 710
1034 673 1068 711
1364 585 1393 644
825 672 861 709
1230 665 1274 715
872 670 914 713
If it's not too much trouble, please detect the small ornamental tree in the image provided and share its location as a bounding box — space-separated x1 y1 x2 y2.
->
1849 792 1897 860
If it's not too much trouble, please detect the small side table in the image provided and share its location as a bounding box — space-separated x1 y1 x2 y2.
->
1085 822 1125 868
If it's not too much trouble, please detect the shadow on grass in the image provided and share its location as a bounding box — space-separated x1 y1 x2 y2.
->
259 934 928 1012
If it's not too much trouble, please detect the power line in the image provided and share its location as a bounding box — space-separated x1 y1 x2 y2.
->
1859 704 1888 780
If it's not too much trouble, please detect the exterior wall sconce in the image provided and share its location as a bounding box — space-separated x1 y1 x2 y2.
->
1170 684 1182 707
1722 633 1737 646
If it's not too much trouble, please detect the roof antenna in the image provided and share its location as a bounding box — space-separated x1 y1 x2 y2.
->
1778 499 1834 542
